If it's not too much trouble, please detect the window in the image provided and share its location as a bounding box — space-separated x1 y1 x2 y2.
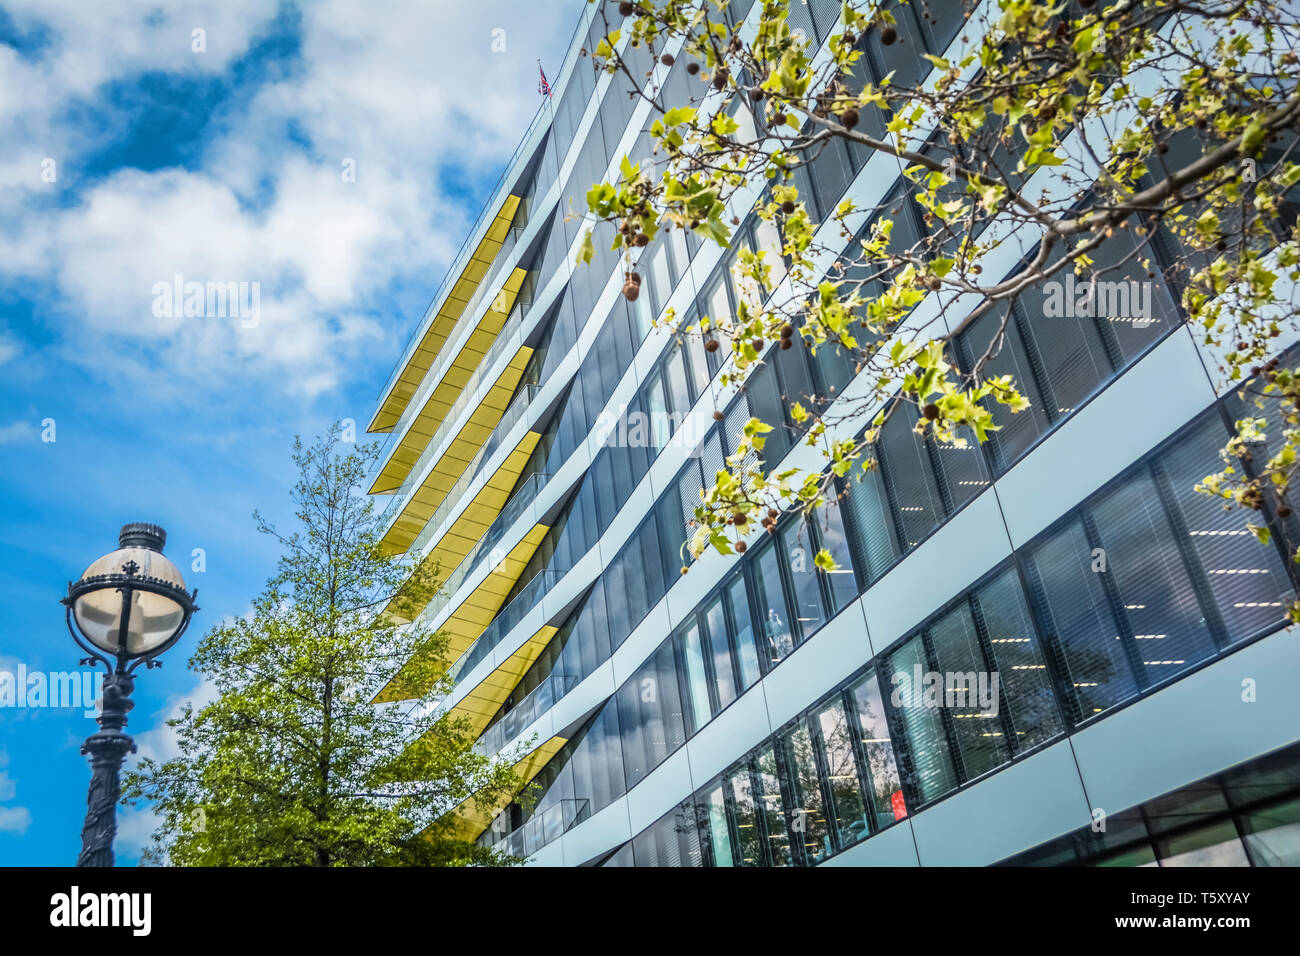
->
570 703 626 814
703 594 738 710
847 671 907 828
841 465 905 584
1013 280 1114 419
677 620 714 733
726 572 764 688
886 636 959 804
780 519 827 641
877 403 945 548
973 568 1064 751
958 303 1051 470
753 745 794 866
1156 415 1296 643
700 782 736 867
815 497 860 612
727 761 763 866
1024 518 1140 722
927 601 1012 780
617 639 688 789
779 722 834 864
751 541 794 666
1089 469 1220 685
815 698 872 850
632 800 702 866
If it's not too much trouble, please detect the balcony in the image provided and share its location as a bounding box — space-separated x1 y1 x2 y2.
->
370 194 525 433
370 267 535 498
377 377 542 555
485 798 590 860
414 471 552 625
374 274 534 482
475 671 582 758
449 567 565 684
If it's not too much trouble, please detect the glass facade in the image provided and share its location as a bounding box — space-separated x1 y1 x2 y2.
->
366 0 1300 867
1001 740 1300 867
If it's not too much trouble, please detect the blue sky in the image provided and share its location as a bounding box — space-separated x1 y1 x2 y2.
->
0 0 577 866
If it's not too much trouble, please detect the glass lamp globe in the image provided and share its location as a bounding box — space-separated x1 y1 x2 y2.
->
71 523 189 657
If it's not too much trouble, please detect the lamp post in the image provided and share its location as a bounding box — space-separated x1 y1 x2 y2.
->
62 523 198 867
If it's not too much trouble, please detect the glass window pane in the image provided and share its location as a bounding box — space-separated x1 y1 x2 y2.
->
704 595 738 709
705 271 733 328
727 763 763 866
705 783 735 867
887 636 959 804
1087 222 1180 363
1157 819 1251 867
781 519 827 641
1158 417 1295 642
958 304 1050 470
780 723 833 865
973 568 1064 751
664 344 693 418
727 573 763 688
1241 797 1300 866
848 671 908 828
842 465 904 583
1026 519 1138 721
814 496 860 610
879 404 945 548
754 216 787 289
752 542 795 666
753 746 793 867
1013 292 1113 418
644 372 670 451
927 602 1011 780
1090 469 1219 685
817 698 871 850
679 621 714 733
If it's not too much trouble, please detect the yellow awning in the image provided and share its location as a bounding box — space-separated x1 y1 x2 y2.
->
377 345 535 553
370 265 531 491
369 195 522 433
439 624 559 739
374 521 552 703
442 734 569 842
383 431 543 626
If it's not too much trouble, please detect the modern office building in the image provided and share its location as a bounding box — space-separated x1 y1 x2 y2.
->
365 0 1300 866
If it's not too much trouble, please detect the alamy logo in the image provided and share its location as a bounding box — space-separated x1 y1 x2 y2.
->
50 887 151 936
1042 274 1152 327
0 664 102 718
151 274 260 328
890 664 1001 717
592 402 707 456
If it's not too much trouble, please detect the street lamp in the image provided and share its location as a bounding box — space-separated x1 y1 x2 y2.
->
62 522 198 867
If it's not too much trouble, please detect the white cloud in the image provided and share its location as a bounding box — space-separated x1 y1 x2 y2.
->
0 421 32 444
0 0 579 407
0 749 31 836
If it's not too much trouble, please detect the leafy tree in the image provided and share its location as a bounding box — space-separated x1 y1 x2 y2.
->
579 0 1300 613
122 427 524 865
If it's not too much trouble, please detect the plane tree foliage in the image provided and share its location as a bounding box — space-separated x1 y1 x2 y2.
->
578 0 1300 613
122 428 525 865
